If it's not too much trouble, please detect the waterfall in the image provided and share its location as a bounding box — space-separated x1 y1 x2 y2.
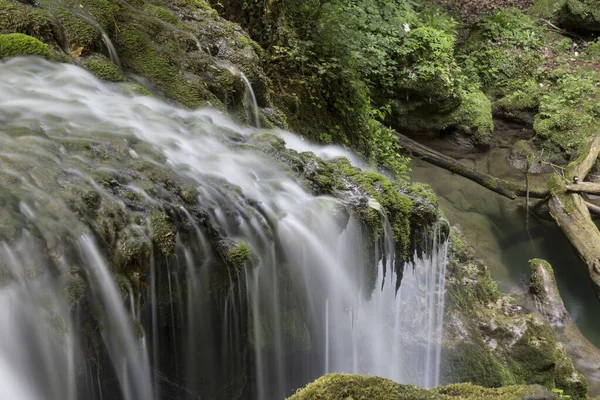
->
0 57 447 399
323 225 448 388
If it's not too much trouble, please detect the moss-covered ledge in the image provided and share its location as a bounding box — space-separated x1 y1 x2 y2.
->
287 374 560 400
247 132 442 268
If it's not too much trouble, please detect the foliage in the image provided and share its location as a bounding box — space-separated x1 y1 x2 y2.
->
476 8 542 49
583 39 600 61
218 0 477 175
460 9 543 94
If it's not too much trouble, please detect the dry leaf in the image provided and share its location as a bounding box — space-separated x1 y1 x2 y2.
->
70 46 84 58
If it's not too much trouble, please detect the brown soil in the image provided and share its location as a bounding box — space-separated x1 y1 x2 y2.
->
429 0 534 25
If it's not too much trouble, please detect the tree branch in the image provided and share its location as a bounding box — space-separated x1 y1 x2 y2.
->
585 201 600 216
566 182 600 194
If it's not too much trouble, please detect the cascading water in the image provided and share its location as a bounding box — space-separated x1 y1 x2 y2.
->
0 57 447 399
221 64 261 128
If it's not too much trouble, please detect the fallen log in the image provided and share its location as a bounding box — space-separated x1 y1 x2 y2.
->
394 132 549 200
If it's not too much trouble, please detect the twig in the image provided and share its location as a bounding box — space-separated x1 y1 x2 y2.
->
541 19 586 40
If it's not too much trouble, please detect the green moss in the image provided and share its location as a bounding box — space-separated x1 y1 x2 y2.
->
442 341 516 388
530 0 567 19
460 9 543 97
494 81 541 113
143 4 181 26
83 58 125 82
49 8 98 52
554 350 588 399
130 84 152 96
0 33 51 59
114 24 208 108
0 0 58 45
559 0 600 32
534 73 600 157
149 211 176 256
329 158 413 254
511 318 559 387
451 87 494 146
180 185 198 205
117 225 151 267
288 374 558 400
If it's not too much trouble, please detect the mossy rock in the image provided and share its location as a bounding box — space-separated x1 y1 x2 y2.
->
533 73 600 158
442 340 516 388
392 85 493 146
0 33 51 59
287 374 559 400
0 0 60 46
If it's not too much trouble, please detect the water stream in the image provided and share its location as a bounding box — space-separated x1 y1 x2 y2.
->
0 57 447 399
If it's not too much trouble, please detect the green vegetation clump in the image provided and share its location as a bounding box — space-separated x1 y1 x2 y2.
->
0 0 58 46
0 33 51 59
584 39 600 61
223 241 251 267
149 211 176 256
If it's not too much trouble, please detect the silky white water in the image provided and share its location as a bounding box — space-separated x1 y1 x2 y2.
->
0 57 447 399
